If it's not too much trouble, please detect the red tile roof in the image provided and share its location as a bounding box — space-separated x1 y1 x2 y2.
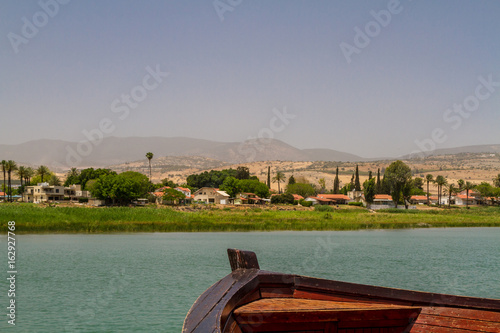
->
456 195 476 200
374 194 392 200
307 196 334 202
317 194 350 200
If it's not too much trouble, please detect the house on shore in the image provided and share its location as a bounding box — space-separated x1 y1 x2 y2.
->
304 196 335 205
193 187 230 204
234 193 263 205
316 194 351 205
455 194 478 206
23 183 90 203
153 186 193 205
371 194 395 209
409 195 437 205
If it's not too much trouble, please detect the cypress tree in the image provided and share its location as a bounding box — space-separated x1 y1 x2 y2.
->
354 165 361 191
333 167 340 194
368 170 373 180
267 166 271 188
376 168 381 194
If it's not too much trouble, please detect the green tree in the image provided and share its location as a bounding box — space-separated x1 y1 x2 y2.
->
220 176 241 197
363 178 376 206
493 174 500 188
162 188 186 205
434 175 447 207
288 175 296 185
375 168 381 194
146 152 154 180
235 166 250 180
267 166 271 188
354 165 361 191
270 193 294 204
91 171 150 205
340 182 353 195
445 183 458 208
457 179 465 190
24 167 34 186
77 168 117 190
475 182 497 198
239 179 269 198
64 168 80 187
272 171 286 194
36 165 50 183
333 167 340 194
49 174 62 186
402 181 414 209
17 166 26 188
318 178 326 193
463 181 475 209
1 160 7 202
186 169 238 189
161 178 178 188
286 183 316 198
425 174 434 205
6 160 17 202
385 160 412 208
16 166 27 201
413 177 424 190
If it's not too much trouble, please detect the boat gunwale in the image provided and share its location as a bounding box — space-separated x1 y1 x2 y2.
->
182 249 500 333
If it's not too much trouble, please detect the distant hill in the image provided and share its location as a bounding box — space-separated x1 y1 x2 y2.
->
2 137 498 170
0 137 366 169
404 144 500 158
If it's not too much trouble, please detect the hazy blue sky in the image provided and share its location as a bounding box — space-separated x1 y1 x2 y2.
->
1 0 499 158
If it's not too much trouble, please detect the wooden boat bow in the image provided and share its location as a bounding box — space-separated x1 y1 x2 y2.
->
183 249 500 332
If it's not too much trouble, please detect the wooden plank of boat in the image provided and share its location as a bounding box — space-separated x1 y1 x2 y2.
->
183 249 500 333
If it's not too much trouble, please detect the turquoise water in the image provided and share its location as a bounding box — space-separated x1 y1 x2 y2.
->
1 228 499 332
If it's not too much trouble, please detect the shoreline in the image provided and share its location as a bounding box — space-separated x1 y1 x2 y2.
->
1 204 500 234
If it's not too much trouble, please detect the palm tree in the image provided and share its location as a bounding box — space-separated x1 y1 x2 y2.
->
272 171 286 194
425 174 433 205
146 152 154 181
36 165 50 183
24 167 35 186
445 183 457 208
434 175 447 207
49 174 61 186
463 181 475 209
1 160 6 202
17 166 26 202
6 160 18 202
17 166 26 188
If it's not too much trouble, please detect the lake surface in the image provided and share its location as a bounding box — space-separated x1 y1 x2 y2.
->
1 228 499 332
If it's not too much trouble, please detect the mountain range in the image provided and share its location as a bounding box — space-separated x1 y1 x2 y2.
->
0 137 499 170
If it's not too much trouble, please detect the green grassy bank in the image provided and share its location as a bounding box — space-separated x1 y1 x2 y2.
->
1 204 500 233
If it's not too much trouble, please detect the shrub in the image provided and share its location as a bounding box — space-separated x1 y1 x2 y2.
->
78 197 89 203
271 193 294 205
299 199 313 207
314 205 335 212
348 201 363 207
